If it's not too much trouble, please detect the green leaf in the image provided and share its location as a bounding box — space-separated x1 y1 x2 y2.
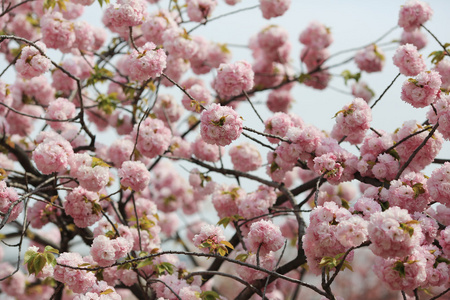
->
411 183 425 198
33 255 47 275
101 289 114 295
220 240 234 250
341 70 361 85
387 148 400 161
44 245 59 254
217 217 230 228
393 260 406 278
201 291 220 300
235 253 248 262
429 50 447 65
91 157 111 168
136 259 153 269
399 222 415 237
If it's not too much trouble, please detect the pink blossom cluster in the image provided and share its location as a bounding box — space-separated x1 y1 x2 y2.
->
192 224 226 254
238 185 277 221
186 0 218 22
313 152 344 185
27 199 60 229
228 142 262 172
299 21 333 51
214 60 254 97
264 112 300 144
162 28 198 60
45 97 77 131
246 219 284 256
189 37 232 74
141 10 178 46
392 43 426 76
433 59 450 91
427 94 450 140
331 97 372 145
15 42 51 79
90 234 133 267
302 202 363 274
354 44 385 73
123 42 167 82
388 172 431 214
400 29 428 50
191 136 222 162
32 132 74 175
393 120 443 172
401 70 441 108
151 161 191 213
368 206 423 258
63 186 102 228
398 0 433 32
153 94 184 124
357 130 399 181
255 25 291 63
182 83 212 112
259 0 291 19
131 117 171 158
54 252 96 293
40 12 76 52
200 103 243 146
69 153 110 192
0 180 22 223
427 162 450 206
103 0 147 29
118 160 151 192
266 89 294 113
212 184 246 219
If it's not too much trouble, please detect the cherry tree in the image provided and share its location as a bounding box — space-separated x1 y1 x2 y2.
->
0 0 449 299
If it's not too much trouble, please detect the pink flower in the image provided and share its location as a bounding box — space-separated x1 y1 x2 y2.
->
354 44 385 73
388 172 431 214
335 215 368 247
229 142 262 172
191 136 222 162
259 0 291 19
69 153 110 192
118 160 151 192
104 0 147 28
398 0 433 32
401 70 441 108
45 97 76 131
182 84 212 112
433 59 450 91
192 224 227 254
393 43 426 76
15 42 51 79
427 162 450 206
162 28 198 60
247 219 284 256
351 81 374 103
266 89 294 113
313 153 344 184
400 29 428 50
186 0 217 22
299 21 333 50
331 97 372 145
264 112 296 144
40 12 76 52
90 235 132 267
131 118 171 158
123 42 167 82
393 120 443 172
373 248 427 291
64 186 102 228
0 181 22 223
200 103 243 146
212 184 246 219
368 206 422 259
32 133 74 175
54 252 96 293
141 10 178 46
300 47 330 70
214 60 254 97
